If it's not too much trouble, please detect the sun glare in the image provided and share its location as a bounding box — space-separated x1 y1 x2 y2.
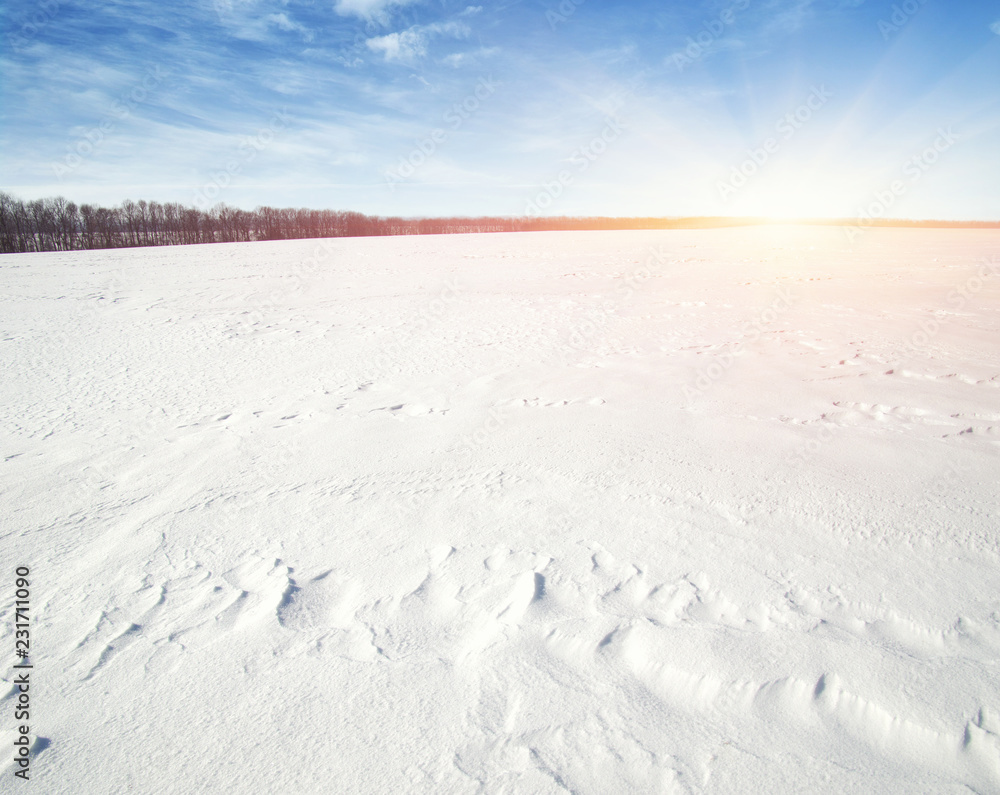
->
735 169 855 221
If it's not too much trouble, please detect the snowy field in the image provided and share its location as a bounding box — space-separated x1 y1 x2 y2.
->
2 226 999 794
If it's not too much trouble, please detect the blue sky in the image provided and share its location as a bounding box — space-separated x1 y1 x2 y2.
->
2 0 998 219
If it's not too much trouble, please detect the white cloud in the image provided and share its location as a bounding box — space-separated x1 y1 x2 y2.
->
440 52 467 68
334 0 416 21
990 20 1000 35
427 21 471 38
440 46 500 68
763 0 817 36
210 3 315 43
267 13 313 41
366 21 470 64
367 29 428 63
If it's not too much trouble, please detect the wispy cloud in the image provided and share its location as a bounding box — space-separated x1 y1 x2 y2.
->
1 0 997 219
267 13 313 40
367 21 471 64
334 0 418 23
440 46 501 68
367 29 428 63
761 0 818 36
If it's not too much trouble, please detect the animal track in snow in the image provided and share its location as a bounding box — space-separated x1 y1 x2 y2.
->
368 402 446 417
501 397 606 409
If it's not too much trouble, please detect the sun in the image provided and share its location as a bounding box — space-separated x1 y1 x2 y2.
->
724 165 860 222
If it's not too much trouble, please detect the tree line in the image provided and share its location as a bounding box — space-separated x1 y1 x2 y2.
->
1 191 995 254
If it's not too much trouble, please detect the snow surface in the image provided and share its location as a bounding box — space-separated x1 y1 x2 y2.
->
1 226 999 793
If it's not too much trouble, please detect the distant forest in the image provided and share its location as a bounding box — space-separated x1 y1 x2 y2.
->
1 191 997 254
